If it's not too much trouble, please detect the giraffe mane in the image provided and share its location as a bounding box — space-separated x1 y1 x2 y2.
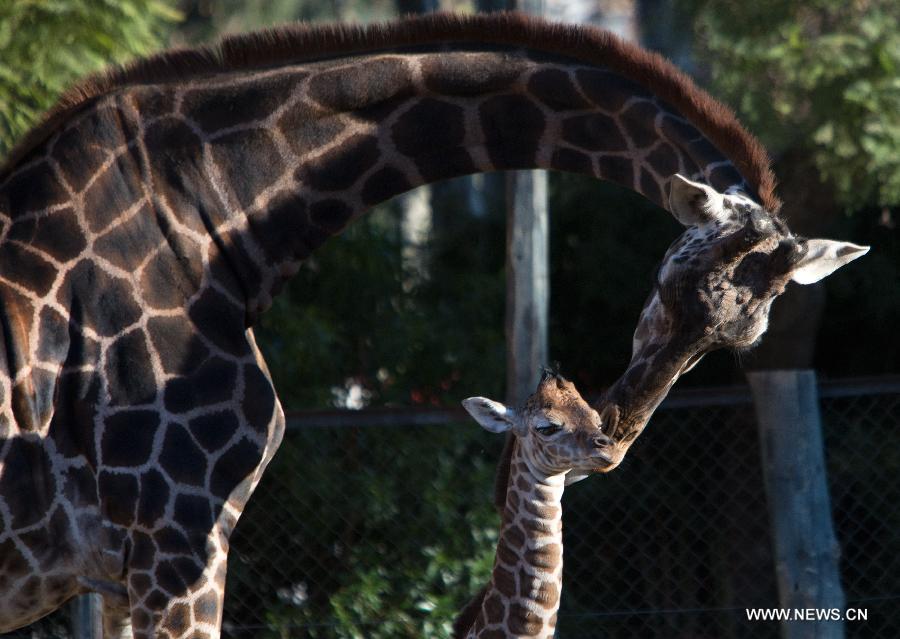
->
0 11 780 211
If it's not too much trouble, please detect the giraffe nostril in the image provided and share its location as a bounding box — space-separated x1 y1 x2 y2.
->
591 434 611 449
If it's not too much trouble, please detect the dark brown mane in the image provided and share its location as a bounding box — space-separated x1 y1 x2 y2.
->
1 12 780 210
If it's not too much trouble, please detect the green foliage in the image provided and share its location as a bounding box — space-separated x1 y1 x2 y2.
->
0 0 181 157
256 200 506 410
175 0 398 45
686 0 900 207
228 423 501 638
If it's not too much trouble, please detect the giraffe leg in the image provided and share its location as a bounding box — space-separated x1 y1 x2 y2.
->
126 540 228 639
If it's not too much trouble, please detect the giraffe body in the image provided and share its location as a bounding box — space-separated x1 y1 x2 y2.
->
461 372 612 638
0 14 867 637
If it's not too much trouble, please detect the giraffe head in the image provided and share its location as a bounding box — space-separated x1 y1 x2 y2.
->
462 370 612 483
598 174 869 456
636 173 868 369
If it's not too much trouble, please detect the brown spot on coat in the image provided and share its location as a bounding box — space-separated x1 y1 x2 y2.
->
504 524 526 550
528 68 591 110
422 52 523 95
308 58 412 111
525 543 562 569
483 592 506 623
523 499 560 521
492 565 516 597
508 602 544 635
496 536 520 567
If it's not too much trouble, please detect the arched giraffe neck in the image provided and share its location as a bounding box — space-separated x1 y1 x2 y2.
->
468 440 565 638
183 45 751 321
0 41 758 326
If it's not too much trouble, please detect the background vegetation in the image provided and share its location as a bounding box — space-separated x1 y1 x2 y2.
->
0 0 180 156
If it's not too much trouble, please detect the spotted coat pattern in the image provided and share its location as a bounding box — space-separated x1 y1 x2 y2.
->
463 375 611 639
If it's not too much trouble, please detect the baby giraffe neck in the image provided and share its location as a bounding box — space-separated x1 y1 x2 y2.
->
469 441 565 638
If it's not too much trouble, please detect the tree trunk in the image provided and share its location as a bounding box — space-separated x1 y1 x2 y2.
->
476 0 513 11
505 170 549 406
747 370 845 639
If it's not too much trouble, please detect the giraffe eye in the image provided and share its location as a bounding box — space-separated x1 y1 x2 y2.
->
535 422 563 436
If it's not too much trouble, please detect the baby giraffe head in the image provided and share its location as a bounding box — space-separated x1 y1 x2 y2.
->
462 369 613 483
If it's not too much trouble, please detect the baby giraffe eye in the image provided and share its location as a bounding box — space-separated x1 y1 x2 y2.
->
535 421 563 436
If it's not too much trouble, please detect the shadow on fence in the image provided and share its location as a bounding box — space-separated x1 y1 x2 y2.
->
10 377 900 638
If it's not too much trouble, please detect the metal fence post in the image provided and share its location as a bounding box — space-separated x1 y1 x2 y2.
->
70 594 103 639
747 369 846 639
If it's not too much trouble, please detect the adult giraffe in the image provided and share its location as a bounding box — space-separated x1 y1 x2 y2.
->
0 12 866 638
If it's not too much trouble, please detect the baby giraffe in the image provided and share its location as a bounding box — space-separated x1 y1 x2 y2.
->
459 370 612 638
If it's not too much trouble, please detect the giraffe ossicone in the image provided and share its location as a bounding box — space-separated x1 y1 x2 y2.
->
459 371 609 638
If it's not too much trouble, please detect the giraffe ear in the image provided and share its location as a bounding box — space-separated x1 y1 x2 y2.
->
462 397 522 435
667 174 725 226
788 239 869 285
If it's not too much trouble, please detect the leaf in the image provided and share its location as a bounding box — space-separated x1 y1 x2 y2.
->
0 0 181 157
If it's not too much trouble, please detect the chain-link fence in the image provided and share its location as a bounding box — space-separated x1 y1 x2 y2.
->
10 377 900 638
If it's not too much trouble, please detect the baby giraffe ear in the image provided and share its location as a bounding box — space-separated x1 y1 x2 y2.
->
667 174 726 226
789 239 870 285
462 397 521 435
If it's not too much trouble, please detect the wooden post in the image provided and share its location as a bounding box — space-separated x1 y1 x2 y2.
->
747 369 845 639
70 593 103 639
505 170 549 405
